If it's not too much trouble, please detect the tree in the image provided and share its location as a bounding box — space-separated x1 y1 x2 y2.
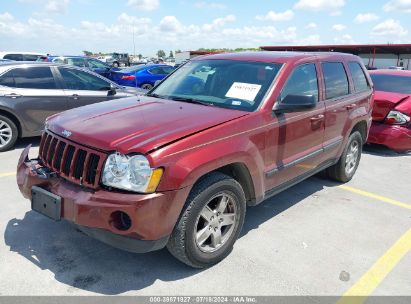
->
83 50 93 56
157 50 166 58
169 50 174 58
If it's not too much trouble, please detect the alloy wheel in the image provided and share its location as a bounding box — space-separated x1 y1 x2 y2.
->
194 192 237 253
0 120 12 149
345 140 359 175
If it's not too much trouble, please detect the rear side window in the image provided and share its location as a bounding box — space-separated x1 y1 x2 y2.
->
349 62 369 92
3 54 23 61
322 62 349 99
370 74 411 94
12 67 57 89
279 63 318 102
59 68 111 91
148 67 164 75
23 54 41 61
0 70 16 87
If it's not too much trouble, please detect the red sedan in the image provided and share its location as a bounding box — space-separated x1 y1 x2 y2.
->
368 70 411 152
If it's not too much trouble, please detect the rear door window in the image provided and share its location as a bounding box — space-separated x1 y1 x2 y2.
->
348 62 370 92
322 62 349 99
12 67 57 89
59 67 111 91
279 63 319 102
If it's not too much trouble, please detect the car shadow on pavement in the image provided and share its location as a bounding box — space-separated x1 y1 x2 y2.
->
4 176 337 295
14 137 41 150
363 143 411 157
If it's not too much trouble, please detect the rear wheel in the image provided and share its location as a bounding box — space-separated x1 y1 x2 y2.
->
112 62 119 68
0 115 18 152
167 172 246 268
141 83 153 90
327 131 363 182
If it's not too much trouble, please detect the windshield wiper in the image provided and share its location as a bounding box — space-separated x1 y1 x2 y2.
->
146 93 165 99
168 96 213 107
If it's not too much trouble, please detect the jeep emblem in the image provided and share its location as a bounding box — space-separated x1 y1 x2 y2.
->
62 130 72 138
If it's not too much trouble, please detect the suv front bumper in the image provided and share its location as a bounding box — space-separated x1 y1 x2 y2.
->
17 145 190 253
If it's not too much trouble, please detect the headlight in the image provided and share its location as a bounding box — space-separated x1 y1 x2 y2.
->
101 153 163 193
385 110 410 125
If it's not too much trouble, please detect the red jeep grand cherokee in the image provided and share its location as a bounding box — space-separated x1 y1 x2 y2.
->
17 52 373 268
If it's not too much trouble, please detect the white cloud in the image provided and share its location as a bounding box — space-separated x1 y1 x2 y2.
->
45 0 70 13
354 13 379 23
383 0 411 12
305 22 317 29
297 34 321 45
332 24 346 31
202 15 236 31
194 2 226 9
371 19 408 37
334 34 355 44
127 0 159 11
159 16 182 33
294 0 345 11
256 10 294 21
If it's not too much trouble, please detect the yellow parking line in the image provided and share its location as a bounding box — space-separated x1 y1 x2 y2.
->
0 172 16 178
338 185 411 210
337 227 411 304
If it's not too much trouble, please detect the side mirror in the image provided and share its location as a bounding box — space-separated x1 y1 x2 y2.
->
273 94 316 114
107 88 117 96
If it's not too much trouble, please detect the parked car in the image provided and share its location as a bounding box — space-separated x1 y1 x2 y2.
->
106 53 130 67
0 52 46 61
38 55 116 78
0 62 145 151
108 64 175 89
17 52 373 267
367 70 411 152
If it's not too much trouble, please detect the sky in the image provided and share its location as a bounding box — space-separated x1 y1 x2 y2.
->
0 0 411 57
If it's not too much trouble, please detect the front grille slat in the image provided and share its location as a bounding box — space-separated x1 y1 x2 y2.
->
38 131 106 189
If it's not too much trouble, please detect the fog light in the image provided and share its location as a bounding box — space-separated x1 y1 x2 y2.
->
109 211 132 231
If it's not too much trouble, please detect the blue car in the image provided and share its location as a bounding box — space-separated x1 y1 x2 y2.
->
108 64 175 89
37 55 116 78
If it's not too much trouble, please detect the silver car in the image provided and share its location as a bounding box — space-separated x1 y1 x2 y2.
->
0 62 145 151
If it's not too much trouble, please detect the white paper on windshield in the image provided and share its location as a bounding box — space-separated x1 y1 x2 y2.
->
225 82 262 102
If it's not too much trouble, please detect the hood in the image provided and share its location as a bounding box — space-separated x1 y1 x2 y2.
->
47 96 248 154
372 91 410 121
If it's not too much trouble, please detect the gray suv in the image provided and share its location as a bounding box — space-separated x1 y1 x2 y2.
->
0 62 144 151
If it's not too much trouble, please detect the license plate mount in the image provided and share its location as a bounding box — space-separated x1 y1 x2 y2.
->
31 186 62 221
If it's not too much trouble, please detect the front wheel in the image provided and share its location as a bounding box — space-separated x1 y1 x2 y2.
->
327 131 363 182
0 115 18 152
112 62 119 68
167 172 246 268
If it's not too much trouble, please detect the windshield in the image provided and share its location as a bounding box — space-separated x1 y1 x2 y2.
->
370 74 411 94
149 59 283 111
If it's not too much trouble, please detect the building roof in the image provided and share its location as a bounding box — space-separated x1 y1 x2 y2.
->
260 44 411 55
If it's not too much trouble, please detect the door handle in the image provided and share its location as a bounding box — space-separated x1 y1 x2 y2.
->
310 114 324 122
4 93 22 98
346 103 357 110
71 94 79 100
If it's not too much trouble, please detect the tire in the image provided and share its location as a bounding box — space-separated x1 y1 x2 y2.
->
112 62 119 68
141 83 153 90
0 115 18 152
327 131 363 182
167 172 246 268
